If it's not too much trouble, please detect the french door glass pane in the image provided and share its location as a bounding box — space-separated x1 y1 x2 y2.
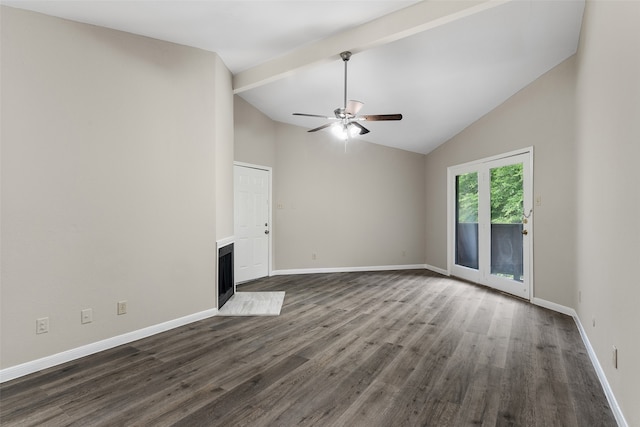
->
456 172 478 269
490 163 523 282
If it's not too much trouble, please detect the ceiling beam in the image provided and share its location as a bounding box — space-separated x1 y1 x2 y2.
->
233 0 508 94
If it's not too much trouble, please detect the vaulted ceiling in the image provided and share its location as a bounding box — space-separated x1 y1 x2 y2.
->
2 0 584 154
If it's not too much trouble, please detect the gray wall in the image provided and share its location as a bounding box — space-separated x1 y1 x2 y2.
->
424 1 640 423
1 7 234 369
424 56 578 306
273 123 426 270
3 2 638 423
234 95 276 168
575 1 640 425
234 96 427 271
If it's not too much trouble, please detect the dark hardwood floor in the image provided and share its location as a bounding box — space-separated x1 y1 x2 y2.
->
0 270 616 426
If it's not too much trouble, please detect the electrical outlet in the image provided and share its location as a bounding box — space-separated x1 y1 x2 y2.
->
36 317 49 334
592 318 596 327
578 290 582 303
613 346 618 369
117 300 127 315
81 308 93 324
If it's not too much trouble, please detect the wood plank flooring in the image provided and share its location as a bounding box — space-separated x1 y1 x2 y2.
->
0 270 617 426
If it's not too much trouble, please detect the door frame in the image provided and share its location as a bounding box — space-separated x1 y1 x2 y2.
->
447 147 534 301
234 161 273 281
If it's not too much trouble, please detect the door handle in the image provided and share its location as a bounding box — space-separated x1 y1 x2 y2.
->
522 229 528 235
265 230 270 235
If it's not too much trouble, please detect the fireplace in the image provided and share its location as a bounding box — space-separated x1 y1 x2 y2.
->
218 243 234 309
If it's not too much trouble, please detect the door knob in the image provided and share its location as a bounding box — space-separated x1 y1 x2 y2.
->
522 229 528 235
265 230 270 235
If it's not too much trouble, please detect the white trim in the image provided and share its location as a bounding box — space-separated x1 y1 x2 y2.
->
233 162 273 279
425 264 449 276
532 298 628 427
447 147 534 300
234 161 271 171
0 285 627 426
449 146 535 170
0 308 218 383
573 315 629 427
272 264 428 276
531 297 575 317
526 147 535 300
216 235 235 249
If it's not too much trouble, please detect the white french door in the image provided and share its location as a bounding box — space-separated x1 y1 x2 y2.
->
448 150 533 299
234 164 271 283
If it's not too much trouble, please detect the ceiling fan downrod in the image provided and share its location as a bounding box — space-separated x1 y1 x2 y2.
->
340 51 351 112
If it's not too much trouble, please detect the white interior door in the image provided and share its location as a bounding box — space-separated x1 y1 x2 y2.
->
449 150 533 299
234 165 270 283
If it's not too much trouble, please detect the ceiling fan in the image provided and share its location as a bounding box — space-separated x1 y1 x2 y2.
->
293 51 402 141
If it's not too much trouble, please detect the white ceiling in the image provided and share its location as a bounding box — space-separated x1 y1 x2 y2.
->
2 0 585 154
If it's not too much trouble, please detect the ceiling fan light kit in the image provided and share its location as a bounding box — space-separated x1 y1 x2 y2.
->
332 122 362 140
293 51 402 144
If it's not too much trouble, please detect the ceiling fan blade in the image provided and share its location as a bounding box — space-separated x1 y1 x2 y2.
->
351 122 370 135
361 114 403 121
293 113 334 119
345 100 364 116
308 123 333 133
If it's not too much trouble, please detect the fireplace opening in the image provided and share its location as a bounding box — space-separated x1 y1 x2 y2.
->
218 243 234 309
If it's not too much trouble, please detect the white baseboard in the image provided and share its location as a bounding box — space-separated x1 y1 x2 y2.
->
424 264 449 276
271 264 428 276
532 298 628 427
1 290 628 427
531 297 576 317
0 308 217 383
572 314 628 427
